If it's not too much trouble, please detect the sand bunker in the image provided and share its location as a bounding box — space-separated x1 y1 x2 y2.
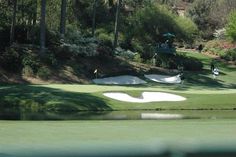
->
93 75 147 85
144 74 181 84
141 113 183 119
103 92 186 103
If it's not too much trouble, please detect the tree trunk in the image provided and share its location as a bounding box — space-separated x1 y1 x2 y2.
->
33 0 38 25
10 0 17 45
40 0 46 54
21 0 25 24
60 0 67 38
113 0 121 50
92 0 97 37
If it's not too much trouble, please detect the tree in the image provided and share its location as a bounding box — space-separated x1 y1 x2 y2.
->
127 4 197 59
33 0 38 25
10 0 17 44
92 0 97 37
187 0 216 39
113 0 121 49
40 0 46 53
60 0 67 38
209 0 236 29
226 11 236 41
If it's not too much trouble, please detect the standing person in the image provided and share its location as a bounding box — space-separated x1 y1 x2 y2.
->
198 44 203 53
178 65 184 84
152 53 157 66
212 67 219 79
180 72 185 84
210 60 215 72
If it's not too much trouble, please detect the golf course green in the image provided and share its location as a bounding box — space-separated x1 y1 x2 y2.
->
1 51 236 156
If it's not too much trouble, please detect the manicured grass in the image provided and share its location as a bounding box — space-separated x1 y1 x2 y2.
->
1 120 236 156
0 52 236 156
0 51 236 113
0 84 236 113
178 51 236 88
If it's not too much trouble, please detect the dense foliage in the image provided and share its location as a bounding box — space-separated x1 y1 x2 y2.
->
187 0 236 39
120 4 198 61
0 0 235 77
226 11 236 42
155 53 203 71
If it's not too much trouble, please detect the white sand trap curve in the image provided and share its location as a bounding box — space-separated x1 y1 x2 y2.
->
144 74 181 84
103 92 186 103
93 75 147 85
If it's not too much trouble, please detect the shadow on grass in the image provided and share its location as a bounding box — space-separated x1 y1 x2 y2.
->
0 85 111 120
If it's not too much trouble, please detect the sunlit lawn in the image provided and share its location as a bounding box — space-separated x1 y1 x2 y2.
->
0 51 235 112
1 119 236 156
0 84 236 112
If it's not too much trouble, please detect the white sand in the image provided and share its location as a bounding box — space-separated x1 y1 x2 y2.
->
93 75 147 85
144 74 181 84
103 92 186 103
141 113 183 119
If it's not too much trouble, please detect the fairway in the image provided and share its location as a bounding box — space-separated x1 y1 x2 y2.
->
1 119 236 157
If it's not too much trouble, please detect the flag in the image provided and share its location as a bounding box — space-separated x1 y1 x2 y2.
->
94 69 98 74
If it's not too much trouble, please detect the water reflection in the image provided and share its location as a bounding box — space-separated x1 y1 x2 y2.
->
1 110 236 120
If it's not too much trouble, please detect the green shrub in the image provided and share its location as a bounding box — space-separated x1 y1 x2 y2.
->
45 103 78 113
129 4 198 44
19 100 41 112
126 4 198 61
40 52 58 66
0 26 10 50
174 16 198 43
97 32 113 48
203 40 220 52
115 47 137 60
29 25 61 46
131 40 144 53
0 43 47 73
133 53 142 63
0 47 22 72
22 50 40 73
59 26 98 57
37 67 51 80
22 66 34 77
226 11 236 41
221 49 236 61
142 45 156 61
155 53 203 70
96 29 114 56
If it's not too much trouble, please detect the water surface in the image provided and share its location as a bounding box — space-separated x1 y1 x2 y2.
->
1 110 235 120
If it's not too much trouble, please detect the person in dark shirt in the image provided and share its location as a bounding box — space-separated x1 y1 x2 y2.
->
210 61 215 72
198 44 203 53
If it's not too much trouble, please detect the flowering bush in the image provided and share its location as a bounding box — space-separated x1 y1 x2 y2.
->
203 40 236 56
213 28 226 40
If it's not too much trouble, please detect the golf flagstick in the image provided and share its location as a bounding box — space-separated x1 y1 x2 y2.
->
94 69 98 79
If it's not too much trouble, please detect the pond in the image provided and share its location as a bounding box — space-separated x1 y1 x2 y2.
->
1 109 236 120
